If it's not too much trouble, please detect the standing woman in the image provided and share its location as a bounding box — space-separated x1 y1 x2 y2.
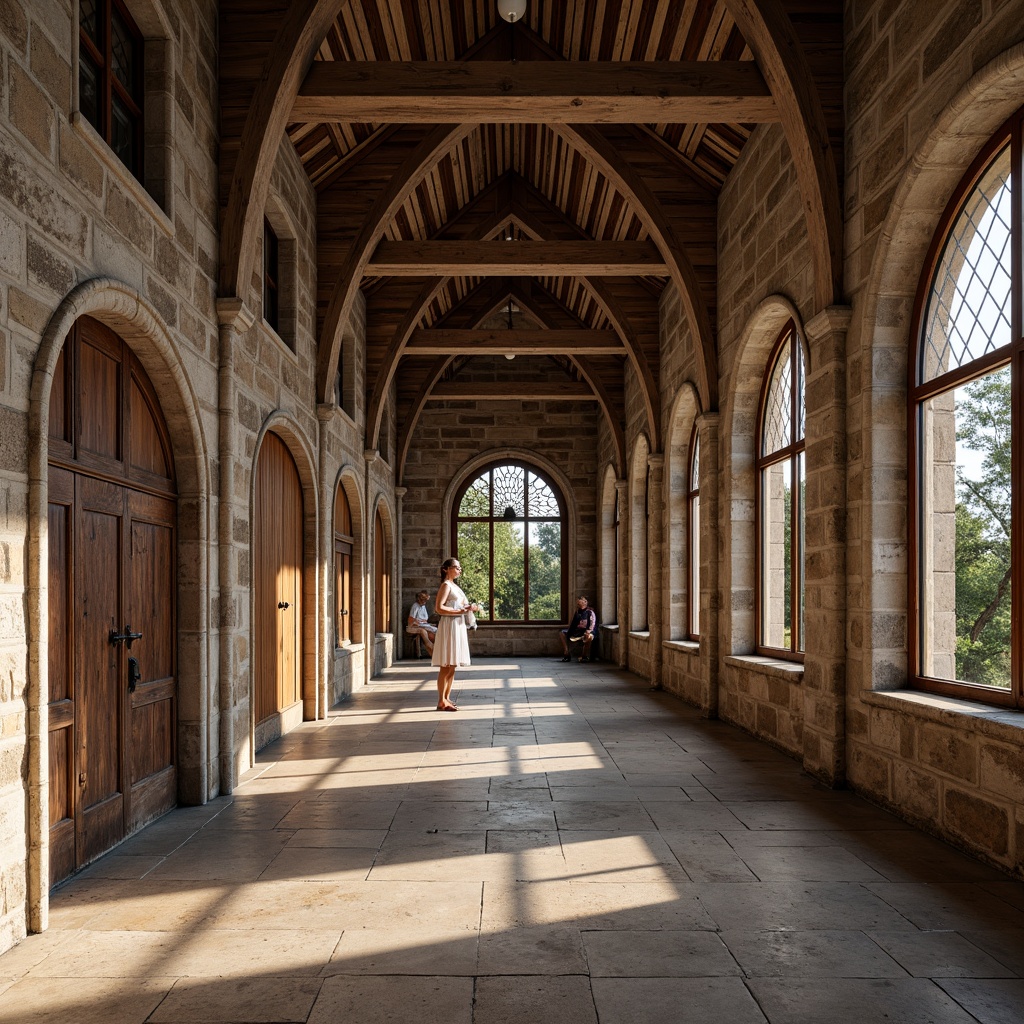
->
432 557 480 711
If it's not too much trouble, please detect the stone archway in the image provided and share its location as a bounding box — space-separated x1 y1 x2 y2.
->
28 279 211 931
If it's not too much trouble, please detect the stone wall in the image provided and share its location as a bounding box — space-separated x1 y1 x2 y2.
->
0 0 224 951
713 123 815 759
0 0 390 954
400 358 601 658
842 0 1024 872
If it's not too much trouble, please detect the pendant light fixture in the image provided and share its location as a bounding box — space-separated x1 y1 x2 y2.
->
497 0 526 23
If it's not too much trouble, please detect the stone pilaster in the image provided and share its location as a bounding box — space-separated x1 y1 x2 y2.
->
802 305 852 785
647 454 665 689
698 413 721 719
316 403 335 719
615 479 629 668
216 298 256 791
395 486 407 658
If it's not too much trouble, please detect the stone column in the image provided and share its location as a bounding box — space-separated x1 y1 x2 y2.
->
615 479 629 668
317 403 334 720
698 412 721 719
802 305 852 785
647 454 665 689
216 298 255 793
395 485 407 658
364 448 378 687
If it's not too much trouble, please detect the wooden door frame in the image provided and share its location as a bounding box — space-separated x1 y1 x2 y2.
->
249 414 321 761
28 281 211 931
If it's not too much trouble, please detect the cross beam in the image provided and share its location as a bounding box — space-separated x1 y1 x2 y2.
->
366 240 667 277
405 328 625 355
293 61 779 123
430 382 595 400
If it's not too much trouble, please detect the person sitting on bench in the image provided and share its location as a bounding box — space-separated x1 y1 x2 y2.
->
406 590 437 656
559 595 597 663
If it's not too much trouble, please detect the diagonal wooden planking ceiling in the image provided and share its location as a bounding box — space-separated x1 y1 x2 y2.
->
217 0 844 477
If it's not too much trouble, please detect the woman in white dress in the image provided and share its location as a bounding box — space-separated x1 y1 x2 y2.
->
432 557 480 711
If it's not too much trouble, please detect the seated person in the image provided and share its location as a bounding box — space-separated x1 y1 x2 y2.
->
559 595 597 662
406 590 437 656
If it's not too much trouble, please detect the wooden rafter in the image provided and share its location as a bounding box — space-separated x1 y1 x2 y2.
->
294 60 778 123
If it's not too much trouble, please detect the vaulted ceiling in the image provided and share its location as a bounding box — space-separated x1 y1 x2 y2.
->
218 0 844 480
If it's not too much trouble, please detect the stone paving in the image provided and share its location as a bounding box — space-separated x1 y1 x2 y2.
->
3 659 1024 1023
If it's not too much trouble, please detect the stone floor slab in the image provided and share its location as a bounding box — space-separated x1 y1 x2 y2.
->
473 976 598 1024
307 975 474 1024
591 977 769 1024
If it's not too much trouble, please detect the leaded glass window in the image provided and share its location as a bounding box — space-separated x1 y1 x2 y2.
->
687 425 701 640
757 324 805 658
453 462 565 623
912 115 1024 708
78 0 144 179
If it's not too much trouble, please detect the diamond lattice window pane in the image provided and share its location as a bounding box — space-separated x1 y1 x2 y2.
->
921 146 1012 383
527 472 559 517
111 8 139 96
690 434 700 490
80 0 100 46
762 338 792 457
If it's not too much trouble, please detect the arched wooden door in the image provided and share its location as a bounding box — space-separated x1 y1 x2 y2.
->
47 316 177 886
254 432 302 726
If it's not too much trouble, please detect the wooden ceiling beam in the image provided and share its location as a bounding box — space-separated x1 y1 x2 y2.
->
293 60 779 123
406 328 624 355
366 240 667 276
430 382 596 400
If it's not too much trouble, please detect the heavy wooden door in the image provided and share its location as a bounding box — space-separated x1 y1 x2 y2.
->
47 317 177 885
254 432 302 724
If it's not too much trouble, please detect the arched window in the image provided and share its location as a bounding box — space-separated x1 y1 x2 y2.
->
374 508 390 634
600 467 618 627
687 424 701 641
630 438 650 631
757 324 805 659
334 484 353 646
911 117 1020 706
453 461 565 623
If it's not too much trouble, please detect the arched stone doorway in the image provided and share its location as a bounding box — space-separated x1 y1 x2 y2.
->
46 315 178 885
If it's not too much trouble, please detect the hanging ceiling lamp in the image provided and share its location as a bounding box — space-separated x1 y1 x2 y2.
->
497 0 527 23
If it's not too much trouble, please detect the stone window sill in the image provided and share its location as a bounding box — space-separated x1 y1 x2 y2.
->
73 112 174 236
334 643 364 658
725 654 804 681
600 624 618 632
861 688 1024 742
259 319 299 364
628 630 651 640
664 639 699 656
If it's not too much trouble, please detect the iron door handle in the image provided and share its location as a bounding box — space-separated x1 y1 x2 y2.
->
127 656 141 694
278 601 291 610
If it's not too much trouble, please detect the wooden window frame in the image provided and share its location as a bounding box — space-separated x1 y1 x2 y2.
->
78 0 144 179
908 110 1024 709
451 460 567 625
334 484 353 647
755 322 805 662
374 509 390 635
686 421 701 642
263 219 280 334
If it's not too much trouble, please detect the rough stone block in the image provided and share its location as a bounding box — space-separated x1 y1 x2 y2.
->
944 787 1009 857
893 762 940 824
9 63 53 158
919 723 978 784
980 741 1024 803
